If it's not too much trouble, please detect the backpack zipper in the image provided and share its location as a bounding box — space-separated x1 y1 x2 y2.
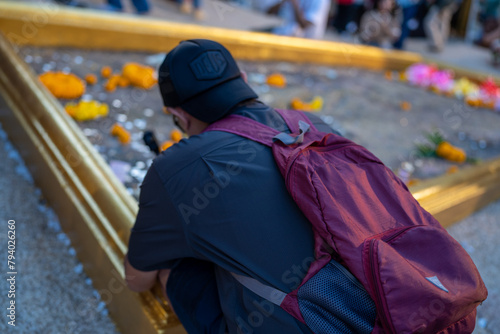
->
369 226 416 332
330 260 365 290
369 239 394 332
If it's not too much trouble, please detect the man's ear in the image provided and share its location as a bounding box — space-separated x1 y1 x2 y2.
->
241 71 248 84
168 107 186 119
168 106 190 130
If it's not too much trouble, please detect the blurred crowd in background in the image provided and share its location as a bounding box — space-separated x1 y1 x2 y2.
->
53 0 500 61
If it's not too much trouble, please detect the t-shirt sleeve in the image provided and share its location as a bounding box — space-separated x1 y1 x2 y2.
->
127 164 193 272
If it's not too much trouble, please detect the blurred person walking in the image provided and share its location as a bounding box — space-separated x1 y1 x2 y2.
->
423 0 460 52
393 0 421 49
267 0 331 39
333 0 357 33
106 0 150 14
177 0 205 20
359 0 402 47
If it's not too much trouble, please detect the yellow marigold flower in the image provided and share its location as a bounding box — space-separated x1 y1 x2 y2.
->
290 96 323 112
64 100 109 121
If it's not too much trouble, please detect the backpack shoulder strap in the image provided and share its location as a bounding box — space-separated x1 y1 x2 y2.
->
275 109 318 133
204 114 278 147
204 112 312 147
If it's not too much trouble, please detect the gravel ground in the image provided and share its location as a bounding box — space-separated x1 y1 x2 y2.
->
18 46 500 198
447 201 500 334
0 122 120 334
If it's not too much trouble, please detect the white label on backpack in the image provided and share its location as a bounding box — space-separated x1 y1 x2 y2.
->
426 276 449 293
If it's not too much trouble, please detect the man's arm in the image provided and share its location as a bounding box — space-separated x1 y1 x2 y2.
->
124 254 159 292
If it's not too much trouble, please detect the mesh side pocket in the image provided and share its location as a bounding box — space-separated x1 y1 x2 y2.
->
297 259 376 334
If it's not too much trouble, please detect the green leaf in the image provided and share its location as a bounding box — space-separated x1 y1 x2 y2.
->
415 143 436 157
425 130 445 146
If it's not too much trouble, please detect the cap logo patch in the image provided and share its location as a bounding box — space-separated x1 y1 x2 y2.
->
190 51 227 80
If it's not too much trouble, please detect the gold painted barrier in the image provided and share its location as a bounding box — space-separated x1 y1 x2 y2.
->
1 2 499 334
0 33 182 334
1 1 496 83
1 1 421 71
411 158 500 228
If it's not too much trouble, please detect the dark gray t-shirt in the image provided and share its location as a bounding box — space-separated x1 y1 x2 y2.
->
128 102 335 333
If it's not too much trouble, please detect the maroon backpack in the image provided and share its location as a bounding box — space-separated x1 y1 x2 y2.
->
205 109 487 333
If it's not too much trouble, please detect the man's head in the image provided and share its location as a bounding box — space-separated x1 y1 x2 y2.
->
158 39 258 134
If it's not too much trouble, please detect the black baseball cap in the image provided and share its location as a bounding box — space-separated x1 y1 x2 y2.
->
158 39 258 123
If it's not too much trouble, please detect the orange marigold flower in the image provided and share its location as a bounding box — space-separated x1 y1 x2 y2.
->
101 66 112 78
447 165 459 174
266 73 287 88
465 97 480 107
110 123 130 144
39 71 86 99
121 63 157 89
436 142 466 163
407 179 419 187
291 97 305 111
105 81 116 92
104 75 121 92
161 140 174 151
118 76 130 88
400 101 412 111
170 129 183 143
85 74 98 85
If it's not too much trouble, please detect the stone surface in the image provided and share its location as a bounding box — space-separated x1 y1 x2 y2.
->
20 45 500 194
447 200 500 334
0 122 120 334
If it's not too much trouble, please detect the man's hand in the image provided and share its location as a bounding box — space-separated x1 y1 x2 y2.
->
124 254 159 292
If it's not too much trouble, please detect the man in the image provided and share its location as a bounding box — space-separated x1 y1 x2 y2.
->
124 39 365 333
266 0 331 39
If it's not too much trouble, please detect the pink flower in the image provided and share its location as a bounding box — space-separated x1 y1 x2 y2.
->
405 63 437 88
